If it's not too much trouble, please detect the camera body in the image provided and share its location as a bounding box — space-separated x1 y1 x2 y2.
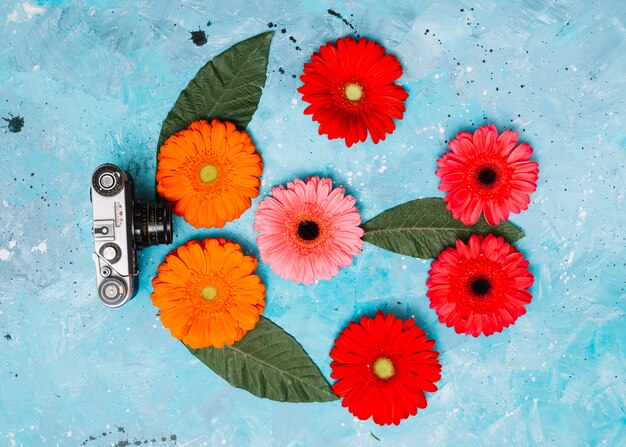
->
90 164 173 307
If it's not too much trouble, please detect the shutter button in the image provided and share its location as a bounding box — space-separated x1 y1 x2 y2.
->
99 243 121 264
102 246 117 260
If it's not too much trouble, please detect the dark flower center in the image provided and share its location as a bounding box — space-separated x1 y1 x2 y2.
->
471 277 491 297
297 220 320 241
477 167 497 185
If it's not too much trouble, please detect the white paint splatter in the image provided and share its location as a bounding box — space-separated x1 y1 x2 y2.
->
31 241 47 253
8 1 46 22
9 241 16 248
23 1 45 18
0 249 10 261
567 251 575 265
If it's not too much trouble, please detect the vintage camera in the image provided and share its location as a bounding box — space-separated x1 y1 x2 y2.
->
90 164 173 307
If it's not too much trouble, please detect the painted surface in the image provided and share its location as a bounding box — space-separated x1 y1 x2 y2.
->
1 0 625 446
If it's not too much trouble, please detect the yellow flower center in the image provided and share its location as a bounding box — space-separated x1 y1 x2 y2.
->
199 164 219 183
372 357 395 380
344 83 363 102
200 285 218 301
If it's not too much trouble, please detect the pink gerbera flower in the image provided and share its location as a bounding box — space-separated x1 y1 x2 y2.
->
436 124 539 225
253 177 364 285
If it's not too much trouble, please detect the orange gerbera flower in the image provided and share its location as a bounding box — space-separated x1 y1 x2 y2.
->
151 238 266 349
156 119 263 228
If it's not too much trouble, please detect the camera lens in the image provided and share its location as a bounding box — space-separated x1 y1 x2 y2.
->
133 201 173 248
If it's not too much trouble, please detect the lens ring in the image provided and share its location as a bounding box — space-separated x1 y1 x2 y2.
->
133 201 173 248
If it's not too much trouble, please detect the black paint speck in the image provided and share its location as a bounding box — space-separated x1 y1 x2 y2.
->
289 36 296 43
4 334 11 341
267 22 275 28
281 28 286 34
170 435 177 441
3 114 24 133
190 29 207 46
206 21 212 27
327 8 356 31
278 67 285 74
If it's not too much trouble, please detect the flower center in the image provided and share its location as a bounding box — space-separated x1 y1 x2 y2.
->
199 164 219 184
297 220 320 241
477 167 497 186
372 357 395 380
200 285 218 301
344 83 364 102
471 277 491 297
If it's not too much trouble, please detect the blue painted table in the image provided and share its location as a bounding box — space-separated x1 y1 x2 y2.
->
1 1 625 446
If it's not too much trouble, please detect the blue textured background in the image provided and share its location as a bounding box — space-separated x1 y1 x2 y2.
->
1 0 625 446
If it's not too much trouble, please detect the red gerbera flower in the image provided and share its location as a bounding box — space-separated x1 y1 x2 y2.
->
436 124 539 225
426 234 534 337
330 311 441 426
298 36 409 147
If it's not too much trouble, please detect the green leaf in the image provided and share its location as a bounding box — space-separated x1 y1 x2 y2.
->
157 32 273 150
187 316 338 403
362 197 525 259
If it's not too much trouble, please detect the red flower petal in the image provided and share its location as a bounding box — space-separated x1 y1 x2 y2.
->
299 36 408 147
329 311 441 426
426 234 535 337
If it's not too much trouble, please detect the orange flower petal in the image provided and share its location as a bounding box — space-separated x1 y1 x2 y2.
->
151 238 266 349
156 119 263 228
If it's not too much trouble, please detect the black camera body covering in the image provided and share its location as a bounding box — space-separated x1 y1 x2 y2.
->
90 164 173 307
